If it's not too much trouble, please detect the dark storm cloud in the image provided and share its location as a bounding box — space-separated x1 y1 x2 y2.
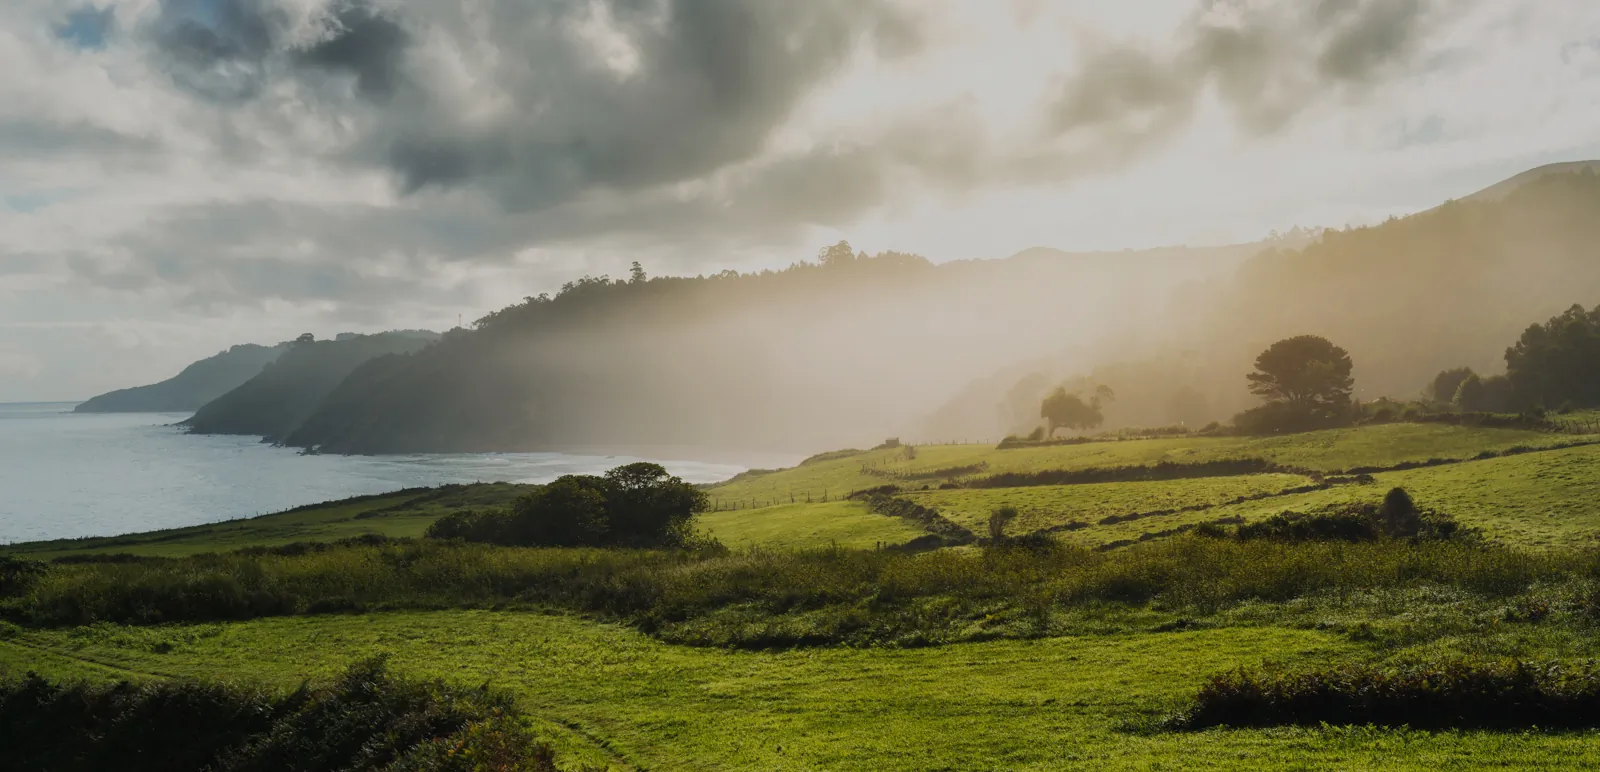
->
295 3 410 99
152 0 290 102
1051 0 1439 141
1317 0 1430 81
47 0 1455 307
376 0 921 210
135 0 919 207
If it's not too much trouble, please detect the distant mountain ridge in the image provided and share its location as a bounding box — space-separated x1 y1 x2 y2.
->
1462 160 1600 203
182 331 440 442
74 343 286 413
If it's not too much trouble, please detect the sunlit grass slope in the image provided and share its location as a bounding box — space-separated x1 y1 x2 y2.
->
705 424 1576 506
2 484 532 561
695 500 928 550
9 610 1600 770
6 423 1595 561
902 473 1310 535
1190 443 1600 549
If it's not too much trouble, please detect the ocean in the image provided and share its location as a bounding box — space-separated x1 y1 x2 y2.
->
0 402 780 544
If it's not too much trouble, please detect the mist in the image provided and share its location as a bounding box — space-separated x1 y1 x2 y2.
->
246 161 1595 459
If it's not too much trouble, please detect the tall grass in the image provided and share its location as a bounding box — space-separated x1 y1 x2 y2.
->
0 656 559 771
5 538 1592 648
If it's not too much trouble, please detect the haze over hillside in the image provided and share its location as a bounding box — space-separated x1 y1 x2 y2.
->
182 331 439 442
106 164 1595 456
73 343 285 413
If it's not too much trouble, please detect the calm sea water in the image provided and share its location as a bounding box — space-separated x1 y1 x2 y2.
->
0 402 784 544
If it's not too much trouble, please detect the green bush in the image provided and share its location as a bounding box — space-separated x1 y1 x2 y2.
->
1207 489 1481 544
1172 658 1600 730
1231 402 1353 435
424 462 706 549
0 656 559 771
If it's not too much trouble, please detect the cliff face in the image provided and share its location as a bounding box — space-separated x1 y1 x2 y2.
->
182 332 438 442
74 344 285 414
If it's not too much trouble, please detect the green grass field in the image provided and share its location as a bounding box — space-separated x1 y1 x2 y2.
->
10 423 1591 562
705 424 1578 506
1193 443 1600 549
901 473 1311 535
1 483 535 561
9 610 1600 770
11 421 1600 768
695 500 929 550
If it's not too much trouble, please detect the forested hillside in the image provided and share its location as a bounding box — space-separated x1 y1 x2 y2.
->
182 331 438 441
182 166 1600 456
919 168 1600 440
72 343 284 413
279 243 1260 454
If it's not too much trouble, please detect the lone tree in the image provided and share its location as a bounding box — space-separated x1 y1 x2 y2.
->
1040 384 1114 438
1246 335 1354 410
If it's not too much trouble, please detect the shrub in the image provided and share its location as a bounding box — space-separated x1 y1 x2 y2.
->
425 463 706 549
0 657 561 771
0 555 45 598
1173 658 1600 730
987 507 1019 541
1232 402 1352 435
1211 490 1479 544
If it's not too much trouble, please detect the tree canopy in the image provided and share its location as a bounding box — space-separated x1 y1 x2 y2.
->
1427 367 1476 404
426 463 708 548
1246 335 1354 410
1506 303 1600 409
1040 385 1114 438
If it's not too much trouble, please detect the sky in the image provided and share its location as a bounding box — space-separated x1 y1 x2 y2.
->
2 0 1599 402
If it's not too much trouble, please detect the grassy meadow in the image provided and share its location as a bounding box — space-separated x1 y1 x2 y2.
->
13 611 1600 771
1 483 535 561
10 420 1600 768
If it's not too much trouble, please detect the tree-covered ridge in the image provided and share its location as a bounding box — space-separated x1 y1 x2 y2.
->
927 168 1600 440
168 166 1600 455
73 343 285 413
282 240 1244 454
183 331 439 442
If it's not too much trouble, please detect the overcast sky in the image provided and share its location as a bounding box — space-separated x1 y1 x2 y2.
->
2 0 1599 401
